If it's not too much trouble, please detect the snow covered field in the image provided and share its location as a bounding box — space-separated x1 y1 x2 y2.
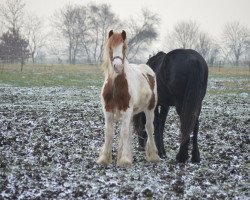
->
0 72 249 199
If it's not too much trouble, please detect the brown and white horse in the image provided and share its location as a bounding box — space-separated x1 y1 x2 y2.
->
97 30 160 167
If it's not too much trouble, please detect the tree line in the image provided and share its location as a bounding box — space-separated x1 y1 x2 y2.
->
164 20 250 66
0 0 249 67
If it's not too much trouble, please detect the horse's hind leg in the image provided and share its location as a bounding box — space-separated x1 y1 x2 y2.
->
97 112 114 165
145 110 160 162
191 119 200 163
175 105 196 163
138 113 147 150
154 105 169 158
176 136 190 163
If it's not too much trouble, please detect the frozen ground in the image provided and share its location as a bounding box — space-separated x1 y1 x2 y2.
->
0 77 249 199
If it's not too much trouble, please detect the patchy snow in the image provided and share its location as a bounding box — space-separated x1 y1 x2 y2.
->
0 77 249 199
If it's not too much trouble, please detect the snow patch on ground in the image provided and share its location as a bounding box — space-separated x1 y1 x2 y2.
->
0 78 249 199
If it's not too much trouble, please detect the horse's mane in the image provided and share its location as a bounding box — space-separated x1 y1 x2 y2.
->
147 51 166 71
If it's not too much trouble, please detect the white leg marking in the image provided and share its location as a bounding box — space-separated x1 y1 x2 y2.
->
97 112 114 165
117 110 133 167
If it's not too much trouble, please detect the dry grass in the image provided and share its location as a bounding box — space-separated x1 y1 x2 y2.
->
209 66 250 77
0 64 103 88
0 63 102 75
207 66 250 95
1 63 248 76
0 64 249 91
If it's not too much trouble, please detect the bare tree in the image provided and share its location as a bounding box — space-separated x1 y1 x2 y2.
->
88 3 120 64
195 32 212 59
167 20 199 49
52 3 118 65
222 21 250 66
52 4 87 64
0 0 25 32
51 4 158 64
77 7 91 63
163 20 221 65
195 32 221 65
24 14 47 64
126 9 160 61
207 44 220 66
48 32 67 64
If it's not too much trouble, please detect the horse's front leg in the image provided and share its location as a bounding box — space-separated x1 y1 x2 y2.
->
97 112 114 165
117 109 133 167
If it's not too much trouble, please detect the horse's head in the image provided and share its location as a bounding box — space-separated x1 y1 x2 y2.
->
146 51 166 72
107 30 128 74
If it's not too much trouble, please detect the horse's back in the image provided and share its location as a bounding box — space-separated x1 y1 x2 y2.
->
129 63 155 76
153 49 208 106
165 49 207 75
167 49 208 93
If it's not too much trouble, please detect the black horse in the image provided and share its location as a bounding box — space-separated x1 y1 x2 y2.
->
134 49 208 163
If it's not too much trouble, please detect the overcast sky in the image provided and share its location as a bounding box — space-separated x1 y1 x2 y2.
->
22 0 250 45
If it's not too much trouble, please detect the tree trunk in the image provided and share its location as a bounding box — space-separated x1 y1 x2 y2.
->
32 51 35 64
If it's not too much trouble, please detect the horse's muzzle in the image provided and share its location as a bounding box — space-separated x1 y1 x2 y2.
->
114 64 124 74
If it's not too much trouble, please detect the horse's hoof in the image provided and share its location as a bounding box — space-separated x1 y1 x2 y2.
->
191 157 200 163
176 153 189 163
97 156 111 165
191 150 200 163
146 154 161 162
158 151 166 159
117 158 132 167
191 148 201 163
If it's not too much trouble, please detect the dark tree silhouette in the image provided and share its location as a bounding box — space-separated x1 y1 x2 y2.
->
0 28 30 70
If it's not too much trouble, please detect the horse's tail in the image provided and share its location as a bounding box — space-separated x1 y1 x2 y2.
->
180 59 207 142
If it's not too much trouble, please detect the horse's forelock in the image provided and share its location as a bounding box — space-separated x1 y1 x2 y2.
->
107 32 125 49
104 32 128 64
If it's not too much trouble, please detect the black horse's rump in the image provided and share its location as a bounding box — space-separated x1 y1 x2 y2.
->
134 49 208 163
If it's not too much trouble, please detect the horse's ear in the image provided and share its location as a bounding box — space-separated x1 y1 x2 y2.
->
121 30 126 41
108 30 113 38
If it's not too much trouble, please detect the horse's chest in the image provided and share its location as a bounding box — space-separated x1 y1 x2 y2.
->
102 75 131 112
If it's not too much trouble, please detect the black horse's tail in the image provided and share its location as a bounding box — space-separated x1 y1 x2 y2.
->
180 59 207 142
